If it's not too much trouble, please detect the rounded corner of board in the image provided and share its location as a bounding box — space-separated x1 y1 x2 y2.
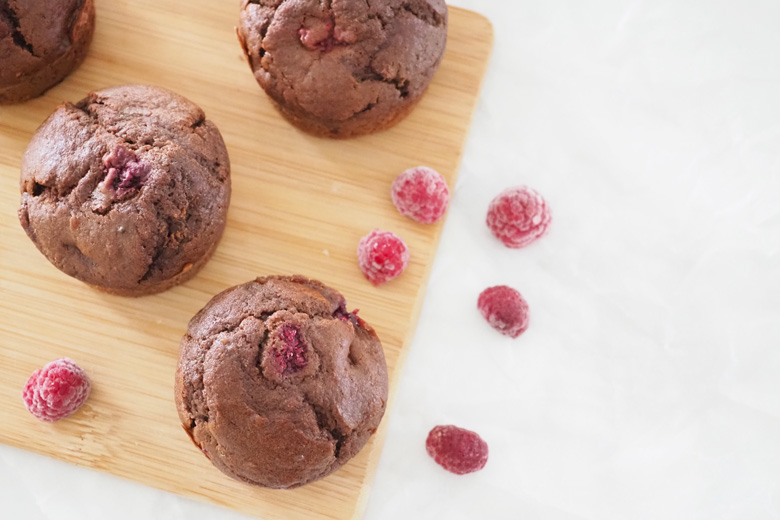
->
449 7 495 49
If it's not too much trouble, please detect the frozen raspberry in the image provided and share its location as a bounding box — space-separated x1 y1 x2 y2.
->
486 186 551 248
101 145 150 199
477 285 530 338
426 425 489 475
391 166 451 224
357 229 410 286
273 324 308 375
22 358 91 422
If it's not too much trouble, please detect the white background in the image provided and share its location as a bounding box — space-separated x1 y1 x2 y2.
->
3 0 780 518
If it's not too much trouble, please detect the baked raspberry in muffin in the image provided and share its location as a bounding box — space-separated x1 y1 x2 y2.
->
175 275 389 489
237 0 448 138
18 85 231 296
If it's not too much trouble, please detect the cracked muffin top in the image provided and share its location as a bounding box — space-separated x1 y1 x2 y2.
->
237 0 448 138
0 0 95 104
174 275 389 489
18 85 231 296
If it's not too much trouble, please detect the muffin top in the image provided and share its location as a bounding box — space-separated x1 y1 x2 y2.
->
0 0 92 83
18 85 230 295
238 0 447 136
175 275 389 489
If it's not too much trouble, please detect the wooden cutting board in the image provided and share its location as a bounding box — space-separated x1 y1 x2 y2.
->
0 2 493 519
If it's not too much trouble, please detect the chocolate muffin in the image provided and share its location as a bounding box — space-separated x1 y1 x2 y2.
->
0 0 95 105
18 85 231 296
175 275 389 489
237 0 448 138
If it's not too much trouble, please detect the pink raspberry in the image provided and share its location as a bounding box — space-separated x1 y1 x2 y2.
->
357 229 410 286
391 166 450 224
22 358 91 422
298 18 354 52
426 425 489 475
486 186 551 248
273 324 308 375
478 285 530 338
101 145 150 199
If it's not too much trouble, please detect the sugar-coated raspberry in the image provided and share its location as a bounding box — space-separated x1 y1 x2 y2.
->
357 229 410 286
391 166 450 224
478 285 530 338
486 186 551 248
22 358 91 422
426 425 489 475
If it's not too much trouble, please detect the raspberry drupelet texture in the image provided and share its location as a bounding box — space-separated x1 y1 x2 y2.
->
357 229 410 286
101 144 150 199
486 186 551 248
391 166 450 224
478 285 530 338
273 324 308 375
22 358 91 422
426 425 489 475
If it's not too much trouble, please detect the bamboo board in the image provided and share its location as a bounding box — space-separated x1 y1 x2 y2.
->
0 2 493 519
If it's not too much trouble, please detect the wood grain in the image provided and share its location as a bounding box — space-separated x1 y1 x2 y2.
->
0 2 493 519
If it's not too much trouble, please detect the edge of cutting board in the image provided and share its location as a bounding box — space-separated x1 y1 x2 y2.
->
352 8 495 520
0 5 495 520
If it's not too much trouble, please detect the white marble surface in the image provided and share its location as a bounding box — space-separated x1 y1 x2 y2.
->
4 0 780 518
